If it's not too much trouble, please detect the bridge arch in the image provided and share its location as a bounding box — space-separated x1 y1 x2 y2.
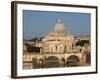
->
44 56 60 68
37 58 43 68
66 55 80 67
32 58 37 68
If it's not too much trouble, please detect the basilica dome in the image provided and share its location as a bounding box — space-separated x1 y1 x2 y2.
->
54 19 65 32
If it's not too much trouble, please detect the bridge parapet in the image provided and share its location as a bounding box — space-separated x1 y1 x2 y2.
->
23 52 83 63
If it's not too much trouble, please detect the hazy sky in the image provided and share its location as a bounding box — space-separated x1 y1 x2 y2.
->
23 10 91 40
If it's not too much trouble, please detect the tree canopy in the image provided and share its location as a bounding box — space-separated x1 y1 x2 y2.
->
76 40 89 47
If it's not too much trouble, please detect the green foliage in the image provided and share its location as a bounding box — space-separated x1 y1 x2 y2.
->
76 40 89 47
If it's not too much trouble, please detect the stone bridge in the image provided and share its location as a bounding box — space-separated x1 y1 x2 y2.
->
23 52 85 69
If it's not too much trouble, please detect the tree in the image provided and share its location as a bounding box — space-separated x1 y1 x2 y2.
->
39 37 44 41
28 37 39 42
25 43 41 53
27 46 41 53
76 40 89 47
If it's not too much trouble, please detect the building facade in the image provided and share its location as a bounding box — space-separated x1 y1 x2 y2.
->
42 19 74 53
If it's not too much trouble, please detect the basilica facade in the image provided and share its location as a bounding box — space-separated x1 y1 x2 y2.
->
42 19 74 53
